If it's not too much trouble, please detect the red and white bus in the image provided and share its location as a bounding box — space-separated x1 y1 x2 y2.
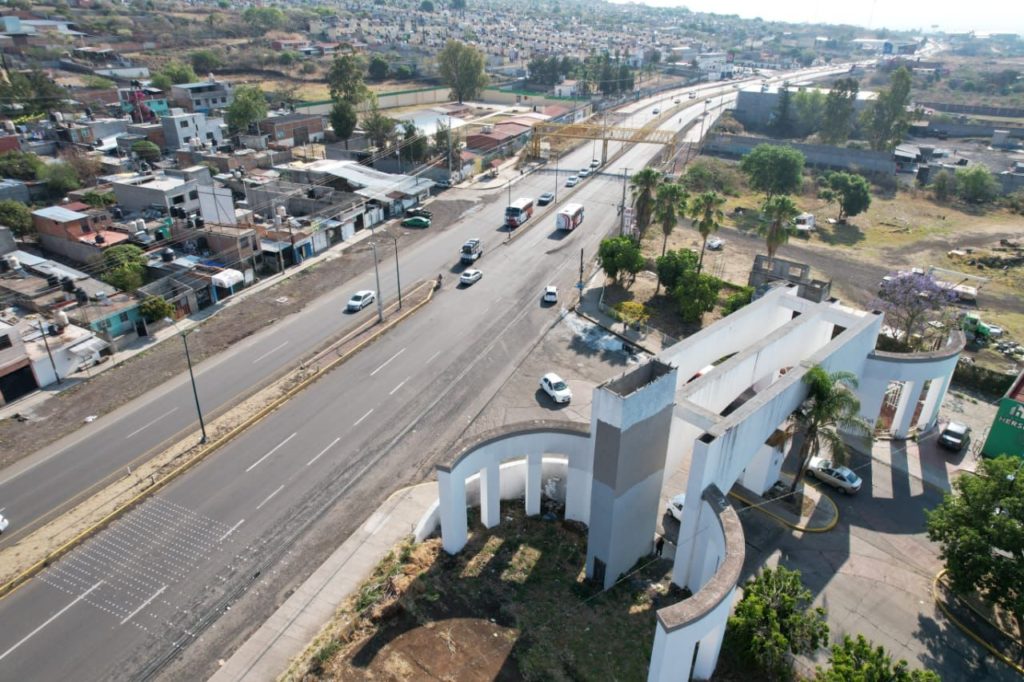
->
505 197 534 228
555 203 585 231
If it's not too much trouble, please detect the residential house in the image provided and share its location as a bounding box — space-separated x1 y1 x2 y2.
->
112 173 201 216
553 80 579 98
275 158 432 218
31 203 127 264
258 113 325 148
161 110 225 152
170 80 234 114
0 318 34 405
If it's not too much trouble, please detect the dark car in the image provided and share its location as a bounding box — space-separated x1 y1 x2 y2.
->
537 192 555 206
406 207 432 219
938 422 970 451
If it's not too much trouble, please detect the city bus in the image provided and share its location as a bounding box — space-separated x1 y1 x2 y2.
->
555 203 585 231
505 197 535 229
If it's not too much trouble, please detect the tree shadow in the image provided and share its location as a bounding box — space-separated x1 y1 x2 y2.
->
815 220 866 247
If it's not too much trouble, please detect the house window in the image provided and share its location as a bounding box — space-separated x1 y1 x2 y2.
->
119 312 130 323
172 195 185 205
188 190 199 200
206 132 214 140
81 222 92 233
221 97 227 103
180 120 189 128
0 333 11 351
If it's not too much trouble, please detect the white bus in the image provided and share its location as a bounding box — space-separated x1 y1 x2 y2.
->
555 203 585 231
505 197 534 228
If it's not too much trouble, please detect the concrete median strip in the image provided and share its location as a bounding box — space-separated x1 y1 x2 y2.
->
0 281 436 601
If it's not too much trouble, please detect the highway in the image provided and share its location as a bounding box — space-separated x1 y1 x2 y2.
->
0 66 850 680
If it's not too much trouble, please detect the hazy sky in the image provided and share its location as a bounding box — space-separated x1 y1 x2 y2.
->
627 0 1023 35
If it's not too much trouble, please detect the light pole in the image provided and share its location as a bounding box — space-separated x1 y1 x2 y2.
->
369 240 384 322
378 231 402 310
554 153 559 202
166 318 206 444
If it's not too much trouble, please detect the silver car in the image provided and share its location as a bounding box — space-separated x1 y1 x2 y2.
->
806 456 862 494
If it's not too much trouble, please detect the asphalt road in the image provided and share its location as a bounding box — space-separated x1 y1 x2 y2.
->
0 67 852 680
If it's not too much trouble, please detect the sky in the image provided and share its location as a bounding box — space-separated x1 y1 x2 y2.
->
625 0 1023 36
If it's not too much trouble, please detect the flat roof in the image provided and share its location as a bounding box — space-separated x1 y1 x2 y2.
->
32 206 88 222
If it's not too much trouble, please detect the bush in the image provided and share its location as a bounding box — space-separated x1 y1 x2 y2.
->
952 360 1015 398
139 295 175 322
300 61 317 75
0 199 32 236
673 271 721 323
722 286 754 315
682 158 742 196
0 150 45 180
955 165 999 205
37 162 80 194
131 139 161 162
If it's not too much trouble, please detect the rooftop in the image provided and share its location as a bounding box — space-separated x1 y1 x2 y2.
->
32 206 88 223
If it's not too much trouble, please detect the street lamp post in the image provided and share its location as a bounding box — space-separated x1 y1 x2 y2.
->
166 318 206 444
369 240 385 322
379 231 402 310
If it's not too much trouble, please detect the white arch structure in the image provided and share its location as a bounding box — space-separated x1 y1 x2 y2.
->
417 283 964 680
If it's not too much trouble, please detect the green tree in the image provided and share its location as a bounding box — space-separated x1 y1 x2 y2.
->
760 195 800 265
450 0 466 10
400 121 428 163
0 150 45 180
139 295 175 323
788 366 871 494
726 566 829 680
160 61 198 85
673 271 721 323
614 301 649 330
740 144 805 203
861 66 912 151
771 86 794 137
0 199 32 236
818 171 872 222
0 69 66 115
927 455 1024 633
190 49 223 74
629 167 662 236
225 85 268 133
792 89 826 138
327 54 371 105
437 40 488 104
722 287 754 315
815 634 941 682
150 72 173 92
652 182 688 257
131 139 161 162
241 6 284 34
37 162 80 194
688 190 725 274
955 165 999 205
329 100 358 142
368 55 389 81
929 169 955 202
361 103 398 149
102 244 147 292
597 235 644 285
682 158 741 195
419 0 434 10
820 78 859 145
104 265 143 292
81 190 116 208
655 248 698 293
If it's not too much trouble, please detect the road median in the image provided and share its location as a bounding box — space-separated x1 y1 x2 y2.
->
0 281 436 600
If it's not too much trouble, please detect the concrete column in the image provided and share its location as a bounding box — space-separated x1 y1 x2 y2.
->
438 470 468 554
647 620 698 682
525 452 542 516
673 437 710 591
891 380 920 439
917 374 950 432
480 463 501 529
692 621 725 679
565 463 591 524
855 375 889 431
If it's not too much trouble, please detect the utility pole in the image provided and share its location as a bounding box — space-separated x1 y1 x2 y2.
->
181 329 207 444
620 167 629 236
577 247 585 306
37 319 61 385
447 114 453 181
369 240 384 322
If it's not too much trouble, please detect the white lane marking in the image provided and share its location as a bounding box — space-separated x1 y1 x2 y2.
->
307 437 340 466
218 518 244 542
389 378 408 395
120 584 166 625
370 348 405 376
426 350 441 364
251 341 289 365
0 580 103 662
245 433 296 473
353 409 373 427
256 485 285 511
124 407 179 440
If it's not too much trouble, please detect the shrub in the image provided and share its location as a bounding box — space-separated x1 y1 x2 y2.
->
722 286 754 315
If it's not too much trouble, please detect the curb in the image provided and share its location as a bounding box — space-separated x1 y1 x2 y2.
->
728 486 839 533
0 281 436 602
932 569 1024 675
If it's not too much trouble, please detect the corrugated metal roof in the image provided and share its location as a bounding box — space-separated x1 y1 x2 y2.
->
32 206 88 222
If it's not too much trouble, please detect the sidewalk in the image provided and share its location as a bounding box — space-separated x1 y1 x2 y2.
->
0 227 377 422
210 483 438 682
574 275 675 356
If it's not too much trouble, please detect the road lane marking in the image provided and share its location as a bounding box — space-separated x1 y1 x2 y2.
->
251 341 289 364
353 409 373 427
124 407 179 440
219 518 244 542
307 437 340 466
0 580 103 662
245 433 296 473
120 584 166 625
370 348 405 376
426 350 441 364
256 485 285 511
389 378 408 395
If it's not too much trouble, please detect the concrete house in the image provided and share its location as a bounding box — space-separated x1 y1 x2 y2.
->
161 111 225 151
258 113 325 148
31 203 127 264
170 80 234 114
112 173 200 215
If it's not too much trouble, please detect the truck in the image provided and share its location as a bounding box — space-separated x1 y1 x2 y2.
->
460 238 483 264
555 203 585 231
793 212 815 234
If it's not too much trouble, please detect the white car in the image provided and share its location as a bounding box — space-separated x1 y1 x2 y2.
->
806 456 862 494
707 236 724 250
666 493 686 521
652 107 660 115
459 269 482 285
590 159 600 168
565 176 579 187
540 372 572 404
0 514 8 533
346 290 376 312
578 168 590 178
543 285 558 303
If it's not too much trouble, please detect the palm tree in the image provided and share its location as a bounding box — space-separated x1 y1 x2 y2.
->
688 190 725 274
788 366 872 495
760 195 799 266
629 168 662 237
652 182 688 257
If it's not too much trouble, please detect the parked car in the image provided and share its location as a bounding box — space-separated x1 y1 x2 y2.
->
540 372 572 404
707 237 724 251
401 216 431 228
938 422 971 451
565 176 579 187
665 493 686 521
405 207 432 219
459 269 482 285
806 456 862 494
543 285 558 303
538 192 555 206
346 290 376 312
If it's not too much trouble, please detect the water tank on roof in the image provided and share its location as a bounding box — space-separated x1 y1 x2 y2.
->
194 216 204 228
94 233 105 244
46 274 60 288
112 206 123 220
62 276 75 293
57 310 69 327
74 288 88 304
2 120 14 133
161 248 174 262
6 255 20 270
482 124 493 134
135 218 146 232
276 205 287 218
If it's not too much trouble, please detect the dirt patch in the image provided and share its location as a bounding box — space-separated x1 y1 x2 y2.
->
285 502 688 682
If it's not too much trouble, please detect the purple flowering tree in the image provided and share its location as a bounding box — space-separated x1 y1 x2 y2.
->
873 272 958 350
